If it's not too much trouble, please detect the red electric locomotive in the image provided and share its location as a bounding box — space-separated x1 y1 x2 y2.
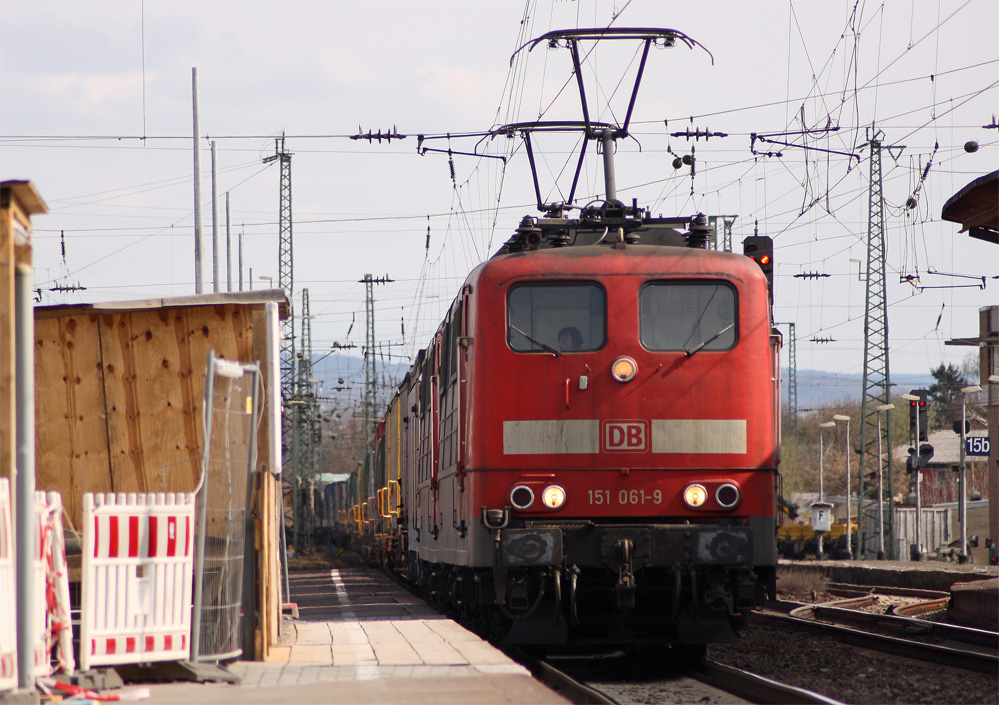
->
390 207 779 651
350 28 781 654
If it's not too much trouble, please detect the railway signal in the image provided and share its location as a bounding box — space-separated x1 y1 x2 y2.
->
906 443 935 472
742 235 774 300
907 389 929 442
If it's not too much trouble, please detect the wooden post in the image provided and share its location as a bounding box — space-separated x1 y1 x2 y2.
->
1 180 46 486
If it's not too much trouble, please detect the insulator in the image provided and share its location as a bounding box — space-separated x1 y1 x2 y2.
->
686 213 711 249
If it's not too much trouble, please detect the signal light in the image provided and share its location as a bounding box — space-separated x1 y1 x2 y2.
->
907 389 929 442
742 235 774 300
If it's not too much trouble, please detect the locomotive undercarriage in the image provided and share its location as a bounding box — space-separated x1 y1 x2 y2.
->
408 519 773 647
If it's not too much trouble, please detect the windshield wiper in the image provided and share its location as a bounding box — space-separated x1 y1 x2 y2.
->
685 323 734 357
510 324 561 357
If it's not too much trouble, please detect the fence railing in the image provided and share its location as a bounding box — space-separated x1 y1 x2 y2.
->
191 352 260 662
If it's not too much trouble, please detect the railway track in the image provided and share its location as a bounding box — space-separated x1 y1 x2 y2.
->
529 650 842 705
760 590 999 673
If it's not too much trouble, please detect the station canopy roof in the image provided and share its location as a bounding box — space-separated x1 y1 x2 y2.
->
941 170 998 245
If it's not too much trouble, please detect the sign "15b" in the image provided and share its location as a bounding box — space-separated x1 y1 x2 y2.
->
966 436 991 457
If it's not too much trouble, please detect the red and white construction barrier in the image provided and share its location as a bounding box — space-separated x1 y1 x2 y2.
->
0 480 15 691
0 483 73 690
80 493 195 670
34 490 74 675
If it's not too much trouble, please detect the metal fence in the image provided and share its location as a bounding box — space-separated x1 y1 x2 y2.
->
859 505 953 560
191 352 260 662
892 506 952 559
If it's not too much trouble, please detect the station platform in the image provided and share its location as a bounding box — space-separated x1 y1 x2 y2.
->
778 556 998 592
136 568 569 705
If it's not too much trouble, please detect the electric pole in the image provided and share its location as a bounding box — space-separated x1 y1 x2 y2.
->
263 134 297 550
360 274 393 506
293 288 316 553
778 322 798 431
858 127 900 559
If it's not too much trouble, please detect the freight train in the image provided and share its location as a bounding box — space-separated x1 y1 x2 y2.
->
329 27 782 656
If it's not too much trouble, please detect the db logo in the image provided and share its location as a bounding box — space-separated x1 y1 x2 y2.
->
602 420 649 452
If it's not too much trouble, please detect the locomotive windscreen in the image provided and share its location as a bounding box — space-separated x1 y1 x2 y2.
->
507 282 606 352
639 282 738 352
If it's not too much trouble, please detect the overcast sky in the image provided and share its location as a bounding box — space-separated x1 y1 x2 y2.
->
2 0 997 390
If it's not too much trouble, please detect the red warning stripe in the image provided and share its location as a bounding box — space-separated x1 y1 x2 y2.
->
167 516 177 557
148 516 158 558
128 516 139 558
90 634 188 657
108 516 118 558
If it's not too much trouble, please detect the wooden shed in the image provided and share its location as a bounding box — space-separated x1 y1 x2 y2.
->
33 290 288 660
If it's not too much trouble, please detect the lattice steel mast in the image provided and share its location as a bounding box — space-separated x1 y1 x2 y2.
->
263 134 295 414
360 274 393 505
858 127 897 559
293 288 314 552
777 322 797 431
263 134 297 549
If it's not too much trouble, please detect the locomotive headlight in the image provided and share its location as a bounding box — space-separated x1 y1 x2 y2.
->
611 356 638 383
683 483 708 508
715 482 741 509
540 485 566 510
510 485 535 510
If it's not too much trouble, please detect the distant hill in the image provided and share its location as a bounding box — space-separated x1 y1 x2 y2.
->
783 369 934 410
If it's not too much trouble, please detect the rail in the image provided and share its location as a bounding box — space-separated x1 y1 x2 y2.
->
695 660 845 705
755 610 998 673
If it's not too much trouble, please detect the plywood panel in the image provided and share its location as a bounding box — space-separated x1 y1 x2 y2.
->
98 313 147 494
118 308 201 494
34 314 112 527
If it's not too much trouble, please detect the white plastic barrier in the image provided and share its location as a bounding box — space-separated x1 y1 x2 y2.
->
33 491 74 675
0 479 15 690
80 493 195 670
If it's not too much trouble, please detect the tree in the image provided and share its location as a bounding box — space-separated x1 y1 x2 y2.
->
927 362 968 429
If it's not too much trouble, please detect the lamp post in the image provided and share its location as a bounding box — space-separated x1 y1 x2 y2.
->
901 393 922 560
818 421 836 556
875 404 894 560
959 385 982 563
833 414 852 560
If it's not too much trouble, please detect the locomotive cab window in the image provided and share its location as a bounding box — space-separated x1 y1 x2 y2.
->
507 283 605 353
640 282 737 352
